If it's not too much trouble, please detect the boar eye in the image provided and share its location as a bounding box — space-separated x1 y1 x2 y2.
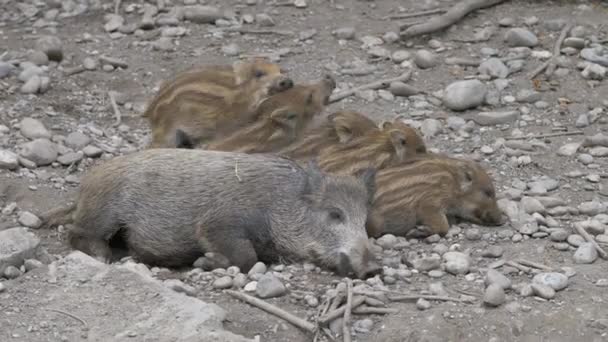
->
307 92 314 104
484 189 494 198
400 138 407 146
286 112 297 120
254 70 266 78
328 208 344 222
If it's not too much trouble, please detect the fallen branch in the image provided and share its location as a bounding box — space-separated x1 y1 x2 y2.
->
319 296 366 324
400 0 509 39
343 280 353 342
529 23 574 79
444 53 529 67
516 259 553 271
385 8 445 20
329 70 412 103
225 290 316 334
574 222 608 259
506 131 584 141
387 294 462 303
108 91 122 127
114 0 121 15
45 309 88 327
352 306 399 315
222 27 294 36
64 65 86 76
505 260 531 273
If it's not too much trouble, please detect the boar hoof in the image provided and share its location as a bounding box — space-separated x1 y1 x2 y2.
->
193 252 231 271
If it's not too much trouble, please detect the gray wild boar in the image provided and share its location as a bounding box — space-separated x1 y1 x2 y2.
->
42 149 381 279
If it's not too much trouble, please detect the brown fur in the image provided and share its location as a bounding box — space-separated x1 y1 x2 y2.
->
367 155 505 238
143 58 291 148
316 119 427 176
204 75 337 154
278 110 378 161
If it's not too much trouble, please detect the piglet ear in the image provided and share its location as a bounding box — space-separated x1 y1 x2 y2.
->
457 167 474 193
355 167 377 204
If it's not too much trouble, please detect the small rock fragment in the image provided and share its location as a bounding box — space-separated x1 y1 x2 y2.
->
573 242 598 264
504 28 538 47
443 80 487 111
483 284 506 307
256 273 286 299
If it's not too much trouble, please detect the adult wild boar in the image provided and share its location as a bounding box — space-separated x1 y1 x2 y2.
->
42 149 381 279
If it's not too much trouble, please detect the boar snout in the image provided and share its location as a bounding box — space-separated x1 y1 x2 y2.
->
268 75 294 95
337 238 381 279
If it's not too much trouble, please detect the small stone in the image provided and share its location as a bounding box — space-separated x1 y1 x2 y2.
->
389 81 419 97
256 273 286 298
482 246 504 258
581 63 606 80
183 5 222 24
391 50 411 63
0 283 5 293
34 35 63 62
421 119 442 137
28 50 49 66
293 0 307 8
18 139 58 166
515 89 541 103
499 18 515 26
465 228 481 240
18 211 41 228
213 276 234 289
23 259 43 271
255 13 275 27
376 234 397 249
428 270 444 278
447 116 466 131
407 253 441 272
521 196 545 214
3 266 22 279
519 222 539 235
82 57 97 70
382 31 399 44
0 62 13 78
57 151 84 166
104 14 124 32
473 111 519 126
504 28 538 47
567 234 585 247
549 229 568 242
573 242 598 264
483 284 506 307
20 75 41 94
221 43 240 57
442 251 471 275
304 295 318 307
443 80 487 111
0 150 19 170
416 298 431 310
83 145 103 158
414 50 438 69
479 58 509 79
485 269 512 289
20 118 50 140
164 279 196 296
333 27 356 40
519 284 534 297
531 283 555 299
532 272 568 291
65 132 91 150
244 281 257 292
557 142 582 157
248 262 267 277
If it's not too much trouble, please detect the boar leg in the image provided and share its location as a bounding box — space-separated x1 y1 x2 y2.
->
418 205 450 236
67 225 113 263
201 237 259 273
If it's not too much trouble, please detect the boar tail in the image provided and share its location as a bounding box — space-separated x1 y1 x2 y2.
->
39 203 76 229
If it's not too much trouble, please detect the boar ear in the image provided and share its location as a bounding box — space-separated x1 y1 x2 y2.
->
302 159 324 203
355 167 377 203
457 167 474 193
175 129 196 149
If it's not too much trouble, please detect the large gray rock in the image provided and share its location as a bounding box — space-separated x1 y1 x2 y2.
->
442 80 487 111
0 149 19 170
0 227 41 275
504 28 538 47
18 138 58 166
3 252 253 342
472 111 520 126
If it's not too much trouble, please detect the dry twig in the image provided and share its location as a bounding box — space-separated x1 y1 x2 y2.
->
45 309 88 327
388 294 462 303
329 70 412 103
222 27 294 36
319 296 366 324
352 306 399 315
108 91 122 127
400 0 509 39
506 131 584 140
505 260 531 273
516 259 553 271
114 0 121 15
574 222 608 259
385 8 445 20
225 290 316 333
529 23 574 79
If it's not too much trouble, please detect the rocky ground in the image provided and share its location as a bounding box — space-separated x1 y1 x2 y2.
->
2 0 608 341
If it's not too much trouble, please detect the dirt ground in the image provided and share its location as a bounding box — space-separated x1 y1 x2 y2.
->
1 0 608 341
